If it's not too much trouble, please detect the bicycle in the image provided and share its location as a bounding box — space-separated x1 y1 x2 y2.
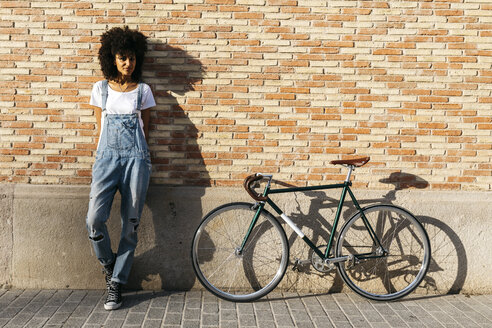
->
191 157 431 302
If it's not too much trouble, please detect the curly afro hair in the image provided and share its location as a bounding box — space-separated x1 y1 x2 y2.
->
98 26 148 82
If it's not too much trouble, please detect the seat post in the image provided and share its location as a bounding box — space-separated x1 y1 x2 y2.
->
345 165 354 183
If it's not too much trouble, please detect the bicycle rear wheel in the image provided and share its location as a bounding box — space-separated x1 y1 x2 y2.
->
191 202 289 302
336 205 430 301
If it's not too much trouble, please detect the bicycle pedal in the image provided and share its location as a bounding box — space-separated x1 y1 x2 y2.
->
292 259 300 271
292 259 310 271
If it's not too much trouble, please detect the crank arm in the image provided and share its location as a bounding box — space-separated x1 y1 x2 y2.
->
326 255 354 264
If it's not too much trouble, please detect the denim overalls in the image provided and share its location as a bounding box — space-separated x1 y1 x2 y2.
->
86 80 151 285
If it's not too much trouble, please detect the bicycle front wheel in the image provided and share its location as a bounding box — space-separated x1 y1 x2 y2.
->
191 202 289 302
336 205 430 301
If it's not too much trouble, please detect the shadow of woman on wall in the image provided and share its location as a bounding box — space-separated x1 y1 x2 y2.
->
127 42 210 291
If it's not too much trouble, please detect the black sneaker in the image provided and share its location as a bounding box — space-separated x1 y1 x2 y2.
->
102 262 115 290
104 281 122 310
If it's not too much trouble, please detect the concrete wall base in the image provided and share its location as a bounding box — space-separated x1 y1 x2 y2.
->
1 184 489 295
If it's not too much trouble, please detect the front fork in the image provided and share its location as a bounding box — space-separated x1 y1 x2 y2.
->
237 202 265 254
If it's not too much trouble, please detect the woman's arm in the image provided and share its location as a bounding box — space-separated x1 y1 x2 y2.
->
141 107 152 143
92 105 102 144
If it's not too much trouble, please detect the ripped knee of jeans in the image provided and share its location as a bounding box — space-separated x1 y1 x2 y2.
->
89 234 104 241
88 228 104 241
129 218 139 232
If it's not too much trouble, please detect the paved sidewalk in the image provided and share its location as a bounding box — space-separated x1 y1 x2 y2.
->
0 289 491 328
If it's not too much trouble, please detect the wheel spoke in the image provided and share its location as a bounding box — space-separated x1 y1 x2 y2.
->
205 251 236 282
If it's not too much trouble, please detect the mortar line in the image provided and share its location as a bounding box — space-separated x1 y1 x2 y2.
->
266 295 280 328
299 293 322 328
82 291 105 328
316 293 343 328
159 290 171 328
282 291 297 328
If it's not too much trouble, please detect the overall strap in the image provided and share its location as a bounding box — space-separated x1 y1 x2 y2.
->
137 83 144 111
101 80 109 112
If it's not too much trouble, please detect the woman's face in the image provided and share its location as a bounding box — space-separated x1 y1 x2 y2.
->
114 52 136 80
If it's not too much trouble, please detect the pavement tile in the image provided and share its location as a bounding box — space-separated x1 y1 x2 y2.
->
124 312 146 325
34 306 59 319
255 309 274 322
146 308 165 320
325 310 350 323
142 319 162 328
163 312 182 325
46 312 71 326
61 317 85 328
101 319 124 328
149 294 169 308
0 290 24 303
70 305 94 318
257 321 276 328
183 308 200 320
383 314 408 327
219 309 237 321
0 307 22 320
202 302 218 314
302 298 326 317
7 313 34 326
201 313 219 326
85 311 109 325
219 299 236 310
32 290 56 304
312 316 335 328
238 313 256 326
273 313 295 327
219 321 238 328
65 291 87 303
55 302 79 314
237 302 255 314
167 301 185 313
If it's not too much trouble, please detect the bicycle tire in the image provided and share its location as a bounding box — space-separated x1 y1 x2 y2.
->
191 202 289 302
336 204 431 301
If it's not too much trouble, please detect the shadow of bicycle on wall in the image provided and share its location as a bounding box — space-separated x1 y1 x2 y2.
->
276 172 467 298
380 173 467 295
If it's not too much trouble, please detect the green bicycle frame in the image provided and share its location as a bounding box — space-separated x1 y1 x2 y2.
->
239 180 384 261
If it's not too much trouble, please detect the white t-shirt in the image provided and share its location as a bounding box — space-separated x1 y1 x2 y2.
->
90 81 156 146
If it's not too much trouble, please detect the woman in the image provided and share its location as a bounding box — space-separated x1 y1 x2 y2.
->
86 26 155 311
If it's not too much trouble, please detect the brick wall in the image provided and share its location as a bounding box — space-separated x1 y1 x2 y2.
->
1 0 491 190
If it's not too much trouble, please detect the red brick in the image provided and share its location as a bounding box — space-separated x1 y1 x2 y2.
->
430 183 460 190
2 121 33 128
46 156 76 163
0 149 29 155
266 120 296 127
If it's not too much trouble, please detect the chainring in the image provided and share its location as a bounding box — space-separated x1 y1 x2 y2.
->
310 246 336 273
